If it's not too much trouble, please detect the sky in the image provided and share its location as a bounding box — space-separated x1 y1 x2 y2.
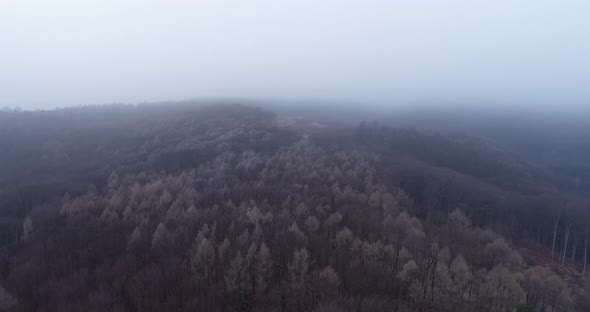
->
0 0 589 109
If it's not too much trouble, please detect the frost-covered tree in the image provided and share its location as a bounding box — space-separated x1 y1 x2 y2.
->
304 216 320 233
255 242 273 293
151 222 172 250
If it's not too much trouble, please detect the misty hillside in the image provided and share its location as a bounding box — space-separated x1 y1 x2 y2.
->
1 103 589 311
271 103 590 194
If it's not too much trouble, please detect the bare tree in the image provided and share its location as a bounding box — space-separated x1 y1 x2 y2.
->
571 228 577 266
551 212 561 261
584 229 588 276
562 221 572 265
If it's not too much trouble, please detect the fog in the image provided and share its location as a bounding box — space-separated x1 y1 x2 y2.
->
3 3 590 308
1 0 589 110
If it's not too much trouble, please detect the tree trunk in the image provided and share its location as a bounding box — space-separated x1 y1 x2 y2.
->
584 229 588 276
552 214 561 261
562 223 571 265
572 230 577 266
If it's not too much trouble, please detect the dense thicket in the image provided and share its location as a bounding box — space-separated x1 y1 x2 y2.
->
0 103 588 311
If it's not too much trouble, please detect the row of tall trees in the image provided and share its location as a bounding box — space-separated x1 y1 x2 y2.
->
356 121 590 272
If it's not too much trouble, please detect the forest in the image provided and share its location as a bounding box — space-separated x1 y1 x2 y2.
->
1 103 589 311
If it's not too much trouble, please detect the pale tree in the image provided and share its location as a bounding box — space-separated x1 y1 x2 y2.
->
584 228 589 276
261 211 274 225
397 259 419 281
360 241 383 267
483 238 523 270
246 205 263 225
159 189 173 207
571 228 578 266
325 212 343 239
314 265 340 302
194 223 211 243
397 259 419 310
478 228 501 245
218 237 231 266
369 189 383 209
151 222 172 250
244 242 258 303
384 211 425 272
0 286 17 310
122 204 135 221
334 227 353 268
432 260 453 309
522 266 572 312
418 243 451 310
225 252 250 311
237 228 251 247
164 199 183 223
190 236 216 285
255 242 273 294
295 202 309 217
562 220 573 265
551 212 562 261
127 225 143 250
190 235 216 310
127 218 150 250
287 222 307 248
389 189 413 216
449 255 474 311
304 216 320 234
448 209 472 249
184 204 200 222
334 227 354 248
289 248 311 312
107 171 120 189
108 193 124 211
22 217 33 241
99 206 119 223
251 222 263 243
381 192 396 217
449 209 472 229
478 265 525 312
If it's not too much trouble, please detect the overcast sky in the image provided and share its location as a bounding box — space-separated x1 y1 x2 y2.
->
1 0 589 109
